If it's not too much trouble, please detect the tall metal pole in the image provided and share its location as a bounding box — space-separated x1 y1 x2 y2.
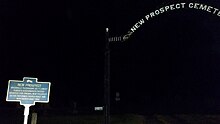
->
104 28 110 124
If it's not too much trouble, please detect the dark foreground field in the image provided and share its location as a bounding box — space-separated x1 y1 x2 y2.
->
1 113 220 124
1 108 220 124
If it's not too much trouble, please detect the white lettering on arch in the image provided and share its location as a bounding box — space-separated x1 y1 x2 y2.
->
123 2 220 41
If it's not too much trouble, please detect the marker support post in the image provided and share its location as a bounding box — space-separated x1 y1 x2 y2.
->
23 104 31 124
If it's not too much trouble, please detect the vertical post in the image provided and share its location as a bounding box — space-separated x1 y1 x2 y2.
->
23 105 31 124
31 113 38 124
104 28 110 124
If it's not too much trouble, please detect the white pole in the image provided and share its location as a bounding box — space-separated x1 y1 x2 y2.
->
23 105 31 124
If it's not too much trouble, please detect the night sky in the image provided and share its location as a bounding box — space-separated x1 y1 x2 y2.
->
0 0 220 114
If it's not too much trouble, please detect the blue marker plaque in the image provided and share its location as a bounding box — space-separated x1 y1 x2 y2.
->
6 77 51 105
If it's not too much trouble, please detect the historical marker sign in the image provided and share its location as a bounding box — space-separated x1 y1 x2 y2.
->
6 77 51 105
6 77 51 124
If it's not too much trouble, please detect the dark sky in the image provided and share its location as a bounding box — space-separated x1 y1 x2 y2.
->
0 0 220 114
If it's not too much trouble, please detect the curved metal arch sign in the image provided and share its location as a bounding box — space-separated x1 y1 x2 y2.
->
109 2 220 42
